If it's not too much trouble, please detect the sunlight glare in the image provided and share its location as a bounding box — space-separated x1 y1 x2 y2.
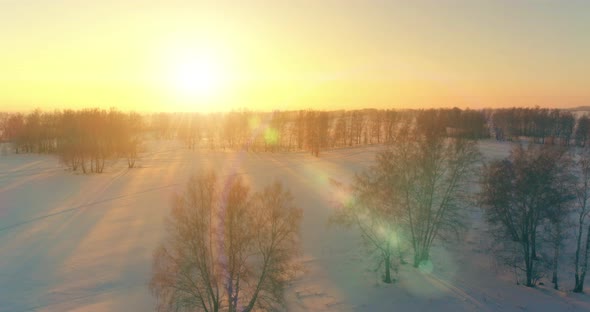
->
160 43 230 106
168 57 223 97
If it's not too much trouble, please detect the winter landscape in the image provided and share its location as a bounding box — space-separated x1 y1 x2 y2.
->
2 109 590 312
2 1 590 311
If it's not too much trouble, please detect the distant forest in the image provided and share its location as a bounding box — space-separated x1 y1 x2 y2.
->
0 107 588 171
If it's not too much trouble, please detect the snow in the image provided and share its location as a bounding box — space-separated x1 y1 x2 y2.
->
1 140 590 311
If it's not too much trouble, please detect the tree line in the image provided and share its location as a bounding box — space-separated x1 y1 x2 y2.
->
490 107 581 145
0 108 143 172
152 107 489 156
8 107 590 160
1 107 491 160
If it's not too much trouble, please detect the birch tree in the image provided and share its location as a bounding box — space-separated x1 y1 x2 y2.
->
150 173 302 311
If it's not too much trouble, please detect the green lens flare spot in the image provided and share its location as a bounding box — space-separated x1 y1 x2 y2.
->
264 128 279 145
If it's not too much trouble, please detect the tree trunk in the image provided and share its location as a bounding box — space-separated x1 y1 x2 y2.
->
413 252 421 268
397 236 406 264
384 253 392 283
552 241 559 290
97 157 104 173
524 241 534 287
574 220 584 292
532 234 538 260
127 156 135 168
577 223 590 293
525 264 534 287
413 247 429 268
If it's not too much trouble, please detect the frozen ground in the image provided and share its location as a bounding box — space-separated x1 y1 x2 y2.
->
1 140 590 311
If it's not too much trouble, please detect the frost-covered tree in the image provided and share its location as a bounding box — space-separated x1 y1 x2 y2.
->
150 172 302 312
398 128 480 267
334 124 479 281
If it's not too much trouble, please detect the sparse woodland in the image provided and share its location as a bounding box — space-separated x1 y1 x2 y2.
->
489 107 577 145
0 108 143 172
6 106 588 161
6 106 590 295
0 107 490 161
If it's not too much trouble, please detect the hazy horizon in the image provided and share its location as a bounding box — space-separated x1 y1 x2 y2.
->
1 1 589 112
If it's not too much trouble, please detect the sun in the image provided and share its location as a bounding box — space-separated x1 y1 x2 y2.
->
165 53 226 100
168 58 222 97
156 40 235 110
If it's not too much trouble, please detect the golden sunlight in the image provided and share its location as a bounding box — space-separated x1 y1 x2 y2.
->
166 55 225 99
158 42 230 107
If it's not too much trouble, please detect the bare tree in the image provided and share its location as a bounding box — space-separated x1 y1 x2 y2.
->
576 115 590 147
302 110 329 157
244 181 303 311
4 113 25 153
350 111 364 146
400 130 480 267
479 145 574 287
332 112 347 148
574 149 590 292
546 176 575 290
369 110 383 144
383 110 398 144
178 113 201 151
331 163 404 283
295 110 305 150
121 112 144 168
151 172 221 311
333 125 479 282
150 173 302 312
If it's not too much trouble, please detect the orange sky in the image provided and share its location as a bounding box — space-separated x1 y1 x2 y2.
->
1 1 589 112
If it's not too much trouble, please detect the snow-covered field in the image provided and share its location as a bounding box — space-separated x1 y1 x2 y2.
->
1 140 590 311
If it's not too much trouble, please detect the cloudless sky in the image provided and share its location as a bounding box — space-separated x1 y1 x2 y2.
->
1 0 589 112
